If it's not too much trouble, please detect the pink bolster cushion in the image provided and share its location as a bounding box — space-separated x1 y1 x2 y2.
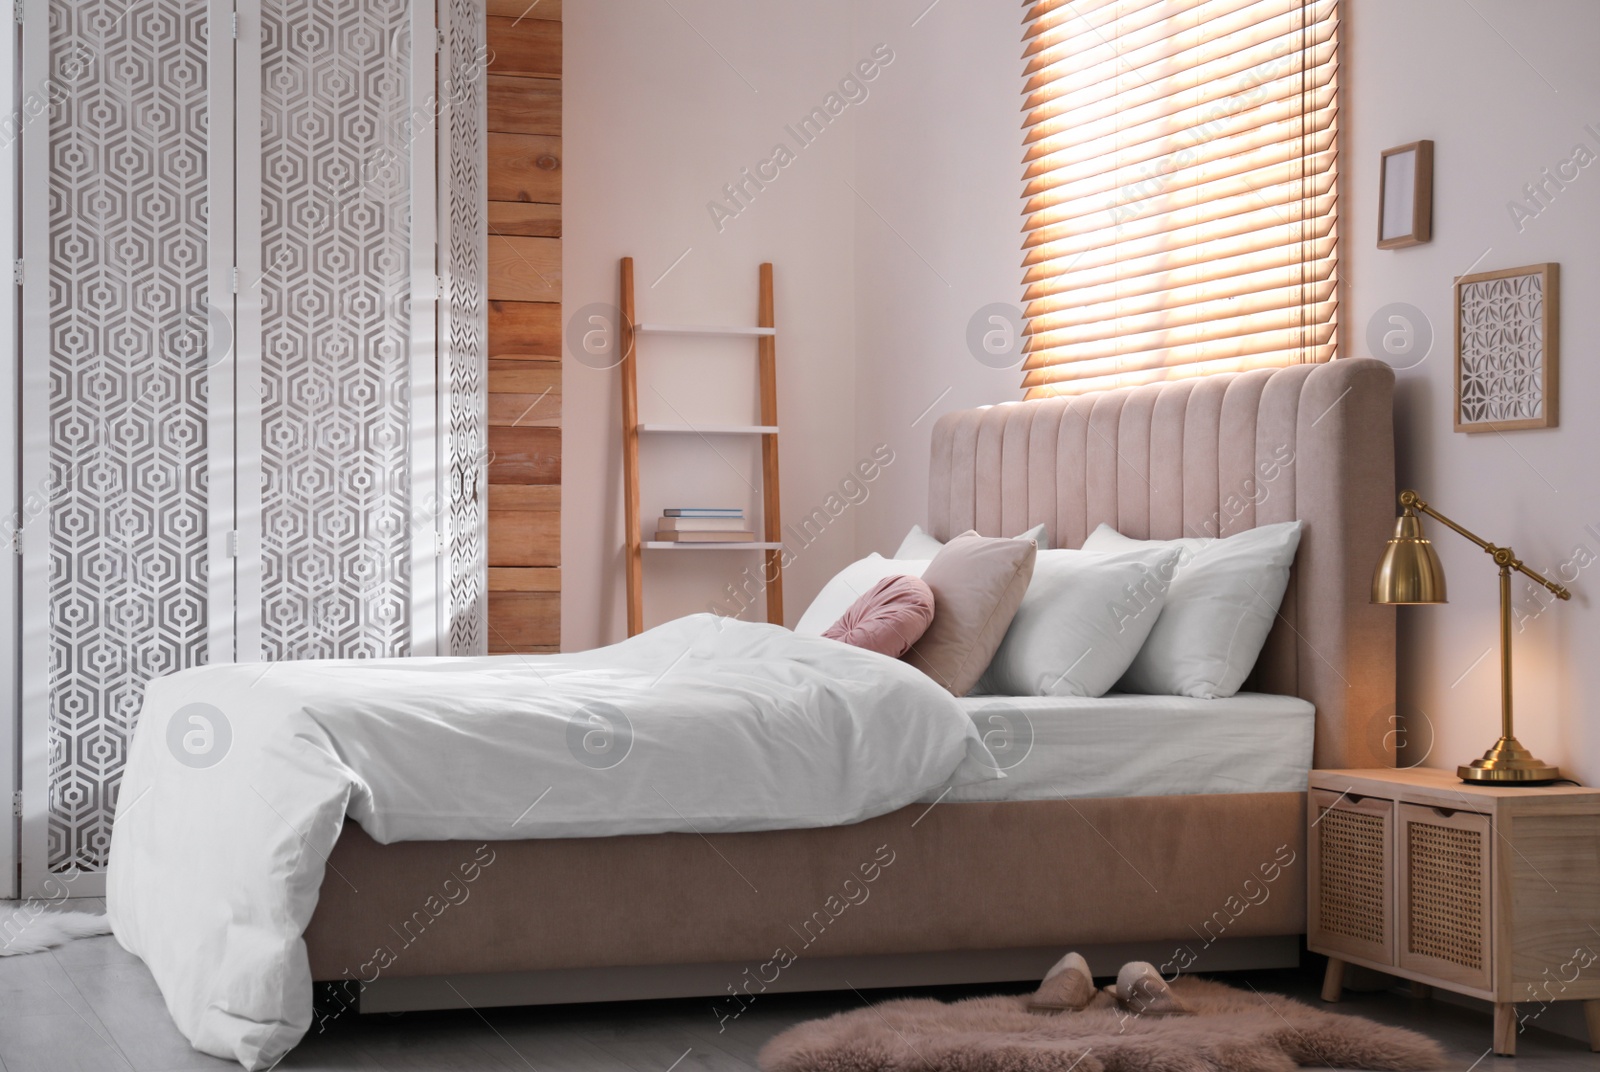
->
821 574 936 658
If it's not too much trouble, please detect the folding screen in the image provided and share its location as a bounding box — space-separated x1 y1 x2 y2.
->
17 0 486 893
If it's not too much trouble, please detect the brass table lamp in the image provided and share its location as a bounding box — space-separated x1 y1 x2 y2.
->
1372 490 1571 785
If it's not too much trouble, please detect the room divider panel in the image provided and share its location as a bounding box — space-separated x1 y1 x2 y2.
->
16 0 487 895
239 0 437 663
442 0 491 659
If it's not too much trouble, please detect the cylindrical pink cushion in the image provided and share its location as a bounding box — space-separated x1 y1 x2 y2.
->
821 575 936 658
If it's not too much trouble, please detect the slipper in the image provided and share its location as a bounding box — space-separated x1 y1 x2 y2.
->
1106 961 1192 1017
1027 951 1095 1013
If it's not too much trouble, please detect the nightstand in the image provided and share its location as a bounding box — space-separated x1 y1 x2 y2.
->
1308 767 1600 1056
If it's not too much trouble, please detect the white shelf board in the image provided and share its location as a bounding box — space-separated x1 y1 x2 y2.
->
635 323 776 338
637 423 778 435
643 541 783 551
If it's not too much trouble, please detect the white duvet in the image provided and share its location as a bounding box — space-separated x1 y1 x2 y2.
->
106 615 998 1069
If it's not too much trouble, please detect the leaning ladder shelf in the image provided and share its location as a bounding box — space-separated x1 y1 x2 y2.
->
619 258 783 636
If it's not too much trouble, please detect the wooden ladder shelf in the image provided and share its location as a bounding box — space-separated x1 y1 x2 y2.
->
619 258 783 636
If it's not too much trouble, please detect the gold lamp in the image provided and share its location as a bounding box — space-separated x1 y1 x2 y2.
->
1372 490 1571 785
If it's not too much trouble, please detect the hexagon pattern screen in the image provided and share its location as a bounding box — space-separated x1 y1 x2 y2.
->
258 0 414 662
1458 273 1546 425
46 0 213 873
41 0 487 873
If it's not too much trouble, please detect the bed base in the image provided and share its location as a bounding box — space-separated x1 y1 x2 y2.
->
357 935 1300 1013
307 793 1308 1011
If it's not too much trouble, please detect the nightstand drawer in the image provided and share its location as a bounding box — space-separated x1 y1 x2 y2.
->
1309 789 1395 966
1397 803 1492 991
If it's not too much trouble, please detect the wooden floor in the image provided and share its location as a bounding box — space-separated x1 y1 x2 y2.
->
1 901 1595 1071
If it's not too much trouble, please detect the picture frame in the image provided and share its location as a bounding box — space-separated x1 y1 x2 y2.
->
1378 141 1433 248
1454 263 1559 434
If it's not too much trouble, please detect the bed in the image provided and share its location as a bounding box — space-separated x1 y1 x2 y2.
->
303 358 1397 995
109 357 1397 1066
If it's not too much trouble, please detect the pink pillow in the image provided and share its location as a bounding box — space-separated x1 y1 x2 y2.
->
822 575 936 658
902 531 1036 695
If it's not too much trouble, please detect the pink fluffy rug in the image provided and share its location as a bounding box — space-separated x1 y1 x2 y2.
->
758 977 1449 1072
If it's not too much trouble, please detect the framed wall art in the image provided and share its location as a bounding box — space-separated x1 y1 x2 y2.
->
1379 140 1434 248
1454 262 1559 433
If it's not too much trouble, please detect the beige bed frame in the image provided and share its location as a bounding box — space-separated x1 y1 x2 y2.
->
305 358 1398 1013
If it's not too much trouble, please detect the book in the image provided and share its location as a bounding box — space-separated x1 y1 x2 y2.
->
654 530 756 543
657 517 749 532
663 508 744 518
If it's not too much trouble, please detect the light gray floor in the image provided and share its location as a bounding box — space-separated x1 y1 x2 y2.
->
2 901 1596 1071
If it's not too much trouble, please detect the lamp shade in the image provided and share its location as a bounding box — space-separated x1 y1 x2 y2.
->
1372 511 1448 604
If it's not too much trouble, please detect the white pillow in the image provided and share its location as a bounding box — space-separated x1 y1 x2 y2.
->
894 523 1049 560
982 546 1183 698
795 554 930 636
1081 521 1305 699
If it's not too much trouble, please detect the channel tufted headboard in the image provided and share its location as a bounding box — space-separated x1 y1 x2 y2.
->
928 358 1397 770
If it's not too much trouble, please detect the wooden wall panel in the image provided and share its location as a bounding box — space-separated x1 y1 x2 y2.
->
487 202 561 238
487 17 561 78
487 427 561 488
487 76 560 135
488 486 560 568
485 0 561 20
489 567 560 591
487 236 562 301
489 301 561 358
487 512 560 568
488 363 561 427
487 134 561 203
486 592 559 652
486 4 561 654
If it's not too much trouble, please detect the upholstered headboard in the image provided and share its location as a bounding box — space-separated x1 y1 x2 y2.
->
928 358 1397 769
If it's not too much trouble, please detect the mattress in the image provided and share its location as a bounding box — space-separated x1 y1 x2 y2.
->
926 692 1315 802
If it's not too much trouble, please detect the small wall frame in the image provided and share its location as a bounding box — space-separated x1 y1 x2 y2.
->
1454 263 1559 434
1378 141 1433 249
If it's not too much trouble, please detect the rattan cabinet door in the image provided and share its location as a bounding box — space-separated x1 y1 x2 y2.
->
1309 789 1395 966
1397 803 1492 991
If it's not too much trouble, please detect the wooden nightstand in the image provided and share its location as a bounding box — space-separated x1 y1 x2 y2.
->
1308 767 1600 1056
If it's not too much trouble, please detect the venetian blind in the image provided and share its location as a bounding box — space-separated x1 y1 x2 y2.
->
1019 0 1340 397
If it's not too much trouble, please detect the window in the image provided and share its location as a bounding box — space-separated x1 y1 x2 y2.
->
1019 0 1339 397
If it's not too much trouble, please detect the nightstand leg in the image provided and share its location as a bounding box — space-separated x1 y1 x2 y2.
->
1409 981 1433 999
1494 1003 1517 1057
1320 957 1345 1003
1584 999 1600 1052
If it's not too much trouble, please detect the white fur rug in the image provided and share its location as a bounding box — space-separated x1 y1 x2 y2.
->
0 908 111 955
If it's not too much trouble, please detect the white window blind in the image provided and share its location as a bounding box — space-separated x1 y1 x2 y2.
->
1019 0 1340 397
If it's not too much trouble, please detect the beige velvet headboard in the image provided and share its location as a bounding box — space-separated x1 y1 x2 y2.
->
928 358 1397 770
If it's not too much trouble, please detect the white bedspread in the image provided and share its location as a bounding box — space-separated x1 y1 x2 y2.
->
106 615 998 1069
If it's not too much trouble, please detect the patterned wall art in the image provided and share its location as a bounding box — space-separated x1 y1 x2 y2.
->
1455 263 1559 434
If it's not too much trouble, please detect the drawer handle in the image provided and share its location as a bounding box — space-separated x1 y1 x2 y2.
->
1432 807 1456 818
1346 793 1363 804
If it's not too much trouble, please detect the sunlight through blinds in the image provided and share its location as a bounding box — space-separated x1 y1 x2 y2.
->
1019 0 1340 397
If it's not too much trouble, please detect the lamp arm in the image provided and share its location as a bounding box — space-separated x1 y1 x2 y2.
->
1400 490 1572 600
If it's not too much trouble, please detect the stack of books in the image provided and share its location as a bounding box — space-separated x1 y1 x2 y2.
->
655 508 754 543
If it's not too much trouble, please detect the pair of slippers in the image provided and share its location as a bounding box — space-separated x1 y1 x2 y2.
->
1026 952 1191 1017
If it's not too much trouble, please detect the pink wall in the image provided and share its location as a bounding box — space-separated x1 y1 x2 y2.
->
566 1 1600 807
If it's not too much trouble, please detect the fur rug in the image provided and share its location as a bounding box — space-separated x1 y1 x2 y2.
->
758 977 1449 1072
0 909 111 956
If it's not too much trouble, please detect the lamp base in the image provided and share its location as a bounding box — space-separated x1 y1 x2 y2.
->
1458 736 1561 785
